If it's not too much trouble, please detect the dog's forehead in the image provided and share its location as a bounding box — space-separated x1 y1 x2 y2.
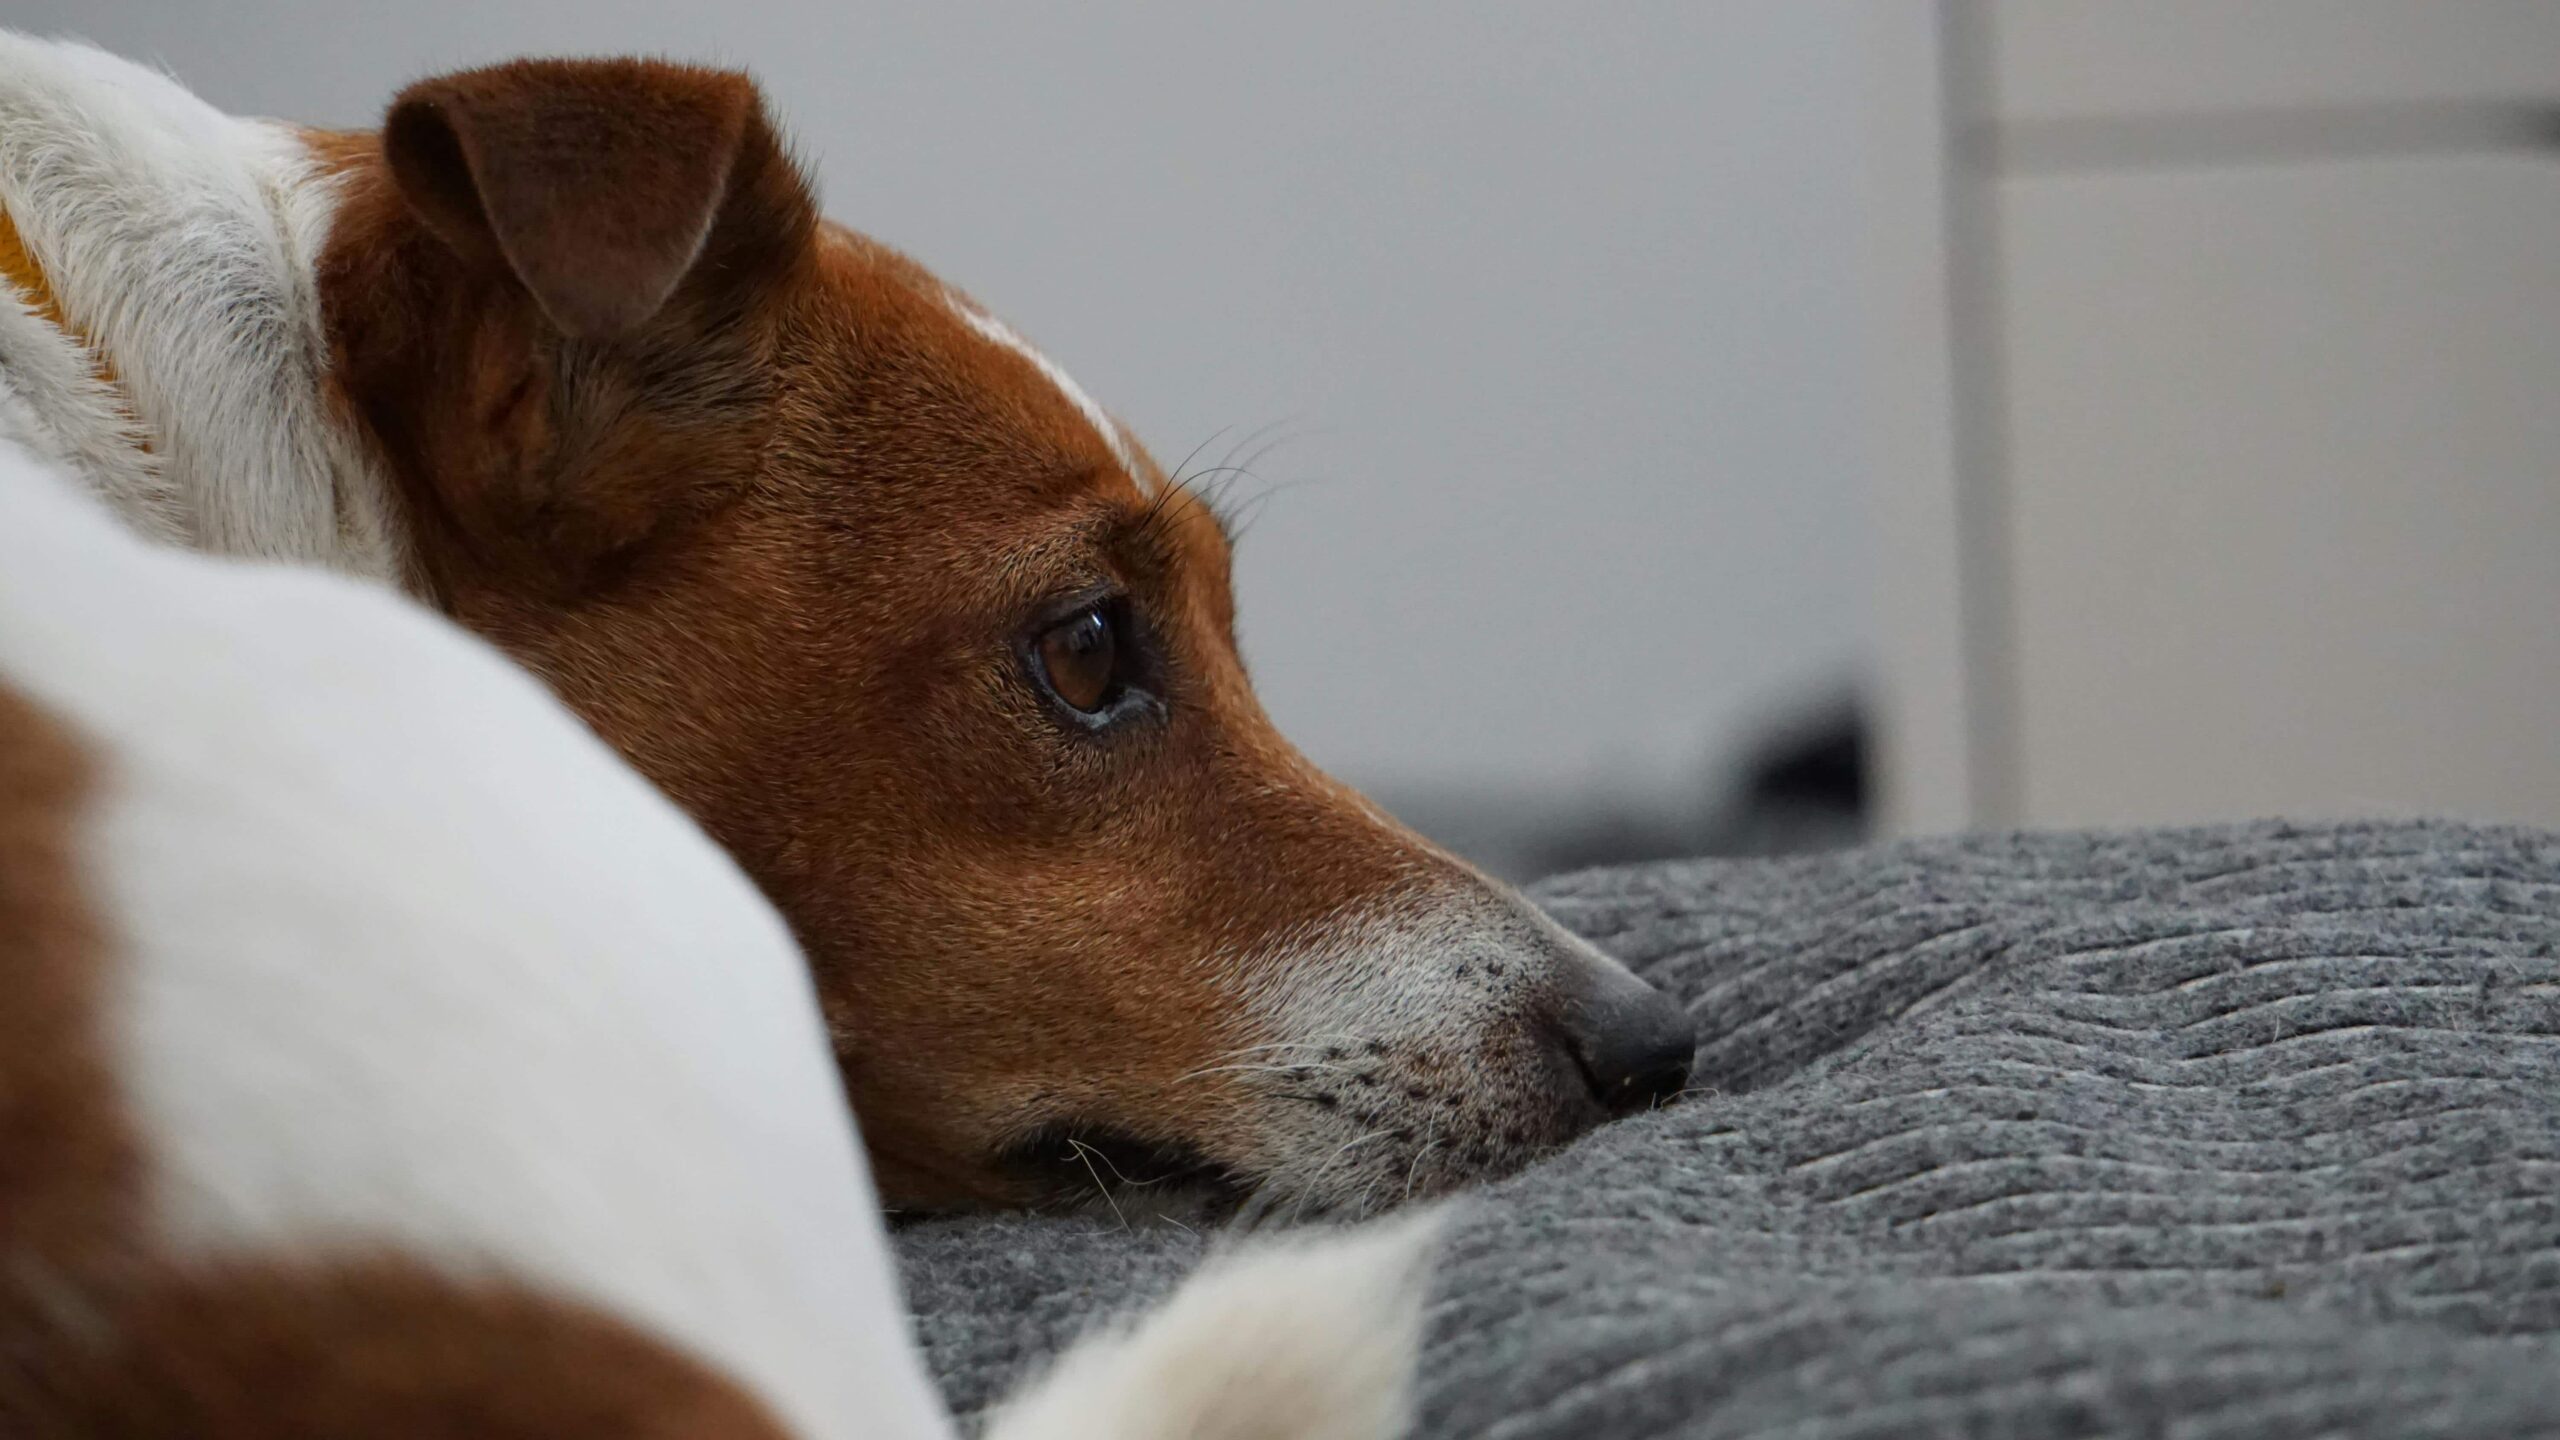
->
942 302 1138 479
778 223 1252 614
805 222 1160 497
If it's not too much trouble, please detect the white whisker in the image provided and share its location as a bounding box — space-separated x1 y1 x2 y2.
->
1065 1139 1129 1230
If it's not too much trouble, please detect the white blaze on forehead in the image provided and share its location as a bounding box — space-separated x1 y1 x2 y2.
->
944 292 1143 479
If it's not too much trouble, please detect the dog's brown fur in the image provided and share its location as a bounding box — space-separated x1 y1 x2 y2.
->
0 679 134 1265
6 1255 795 1440
306 62 1475 1207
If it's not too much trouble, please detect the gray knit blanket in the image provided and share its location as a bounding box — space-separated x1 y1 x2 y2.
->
895 821 2560 1437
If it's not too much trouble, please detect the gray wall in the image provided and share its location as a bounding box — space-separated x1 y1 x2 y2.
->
31 1 1874 864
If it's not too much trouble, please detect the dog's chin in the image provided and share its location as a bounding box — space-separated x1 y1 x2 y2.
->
989 1112 1569 1225
994 1122 1256 1219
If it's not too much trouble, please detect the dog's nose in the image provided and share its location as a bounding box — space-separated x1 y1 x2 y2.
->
1557 968 1697 1117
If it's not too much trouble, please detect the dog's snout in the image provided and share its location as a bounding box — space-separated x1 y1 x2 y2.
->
1557 970 1697 1117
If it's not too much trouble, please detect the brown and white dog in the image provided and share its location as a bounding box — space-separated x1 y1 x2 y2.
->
0 440 1438 1439
0 33 1696 1214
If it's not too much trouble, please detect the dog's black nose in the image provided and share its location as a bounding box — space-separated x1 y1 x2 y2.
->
1558 971 1697 1117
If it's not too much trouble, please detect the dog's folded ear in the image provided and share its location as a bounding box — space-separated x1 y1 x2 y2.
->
325 59 817 592
383 59 800 340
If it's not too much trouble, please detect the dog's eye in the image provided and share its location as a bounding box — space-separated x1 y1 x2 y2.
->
1037 603 1121 714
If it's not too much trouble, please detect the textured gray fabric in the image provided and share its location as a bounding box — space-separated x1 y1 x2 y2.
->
895 820 2560 1437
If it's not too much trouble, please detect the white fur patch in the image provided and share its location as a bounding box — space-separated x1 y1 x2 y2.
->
0 279 179 541
0 33 401 578
947 292 1143 478
985 1209 1445 1440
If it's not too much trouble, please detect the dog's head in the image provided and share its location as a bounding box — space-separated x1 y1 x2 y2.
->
309 58 1694 1213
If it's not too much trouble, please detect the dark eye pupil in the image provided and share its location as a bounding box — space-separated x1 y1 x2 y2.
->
1039 605 1118 714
